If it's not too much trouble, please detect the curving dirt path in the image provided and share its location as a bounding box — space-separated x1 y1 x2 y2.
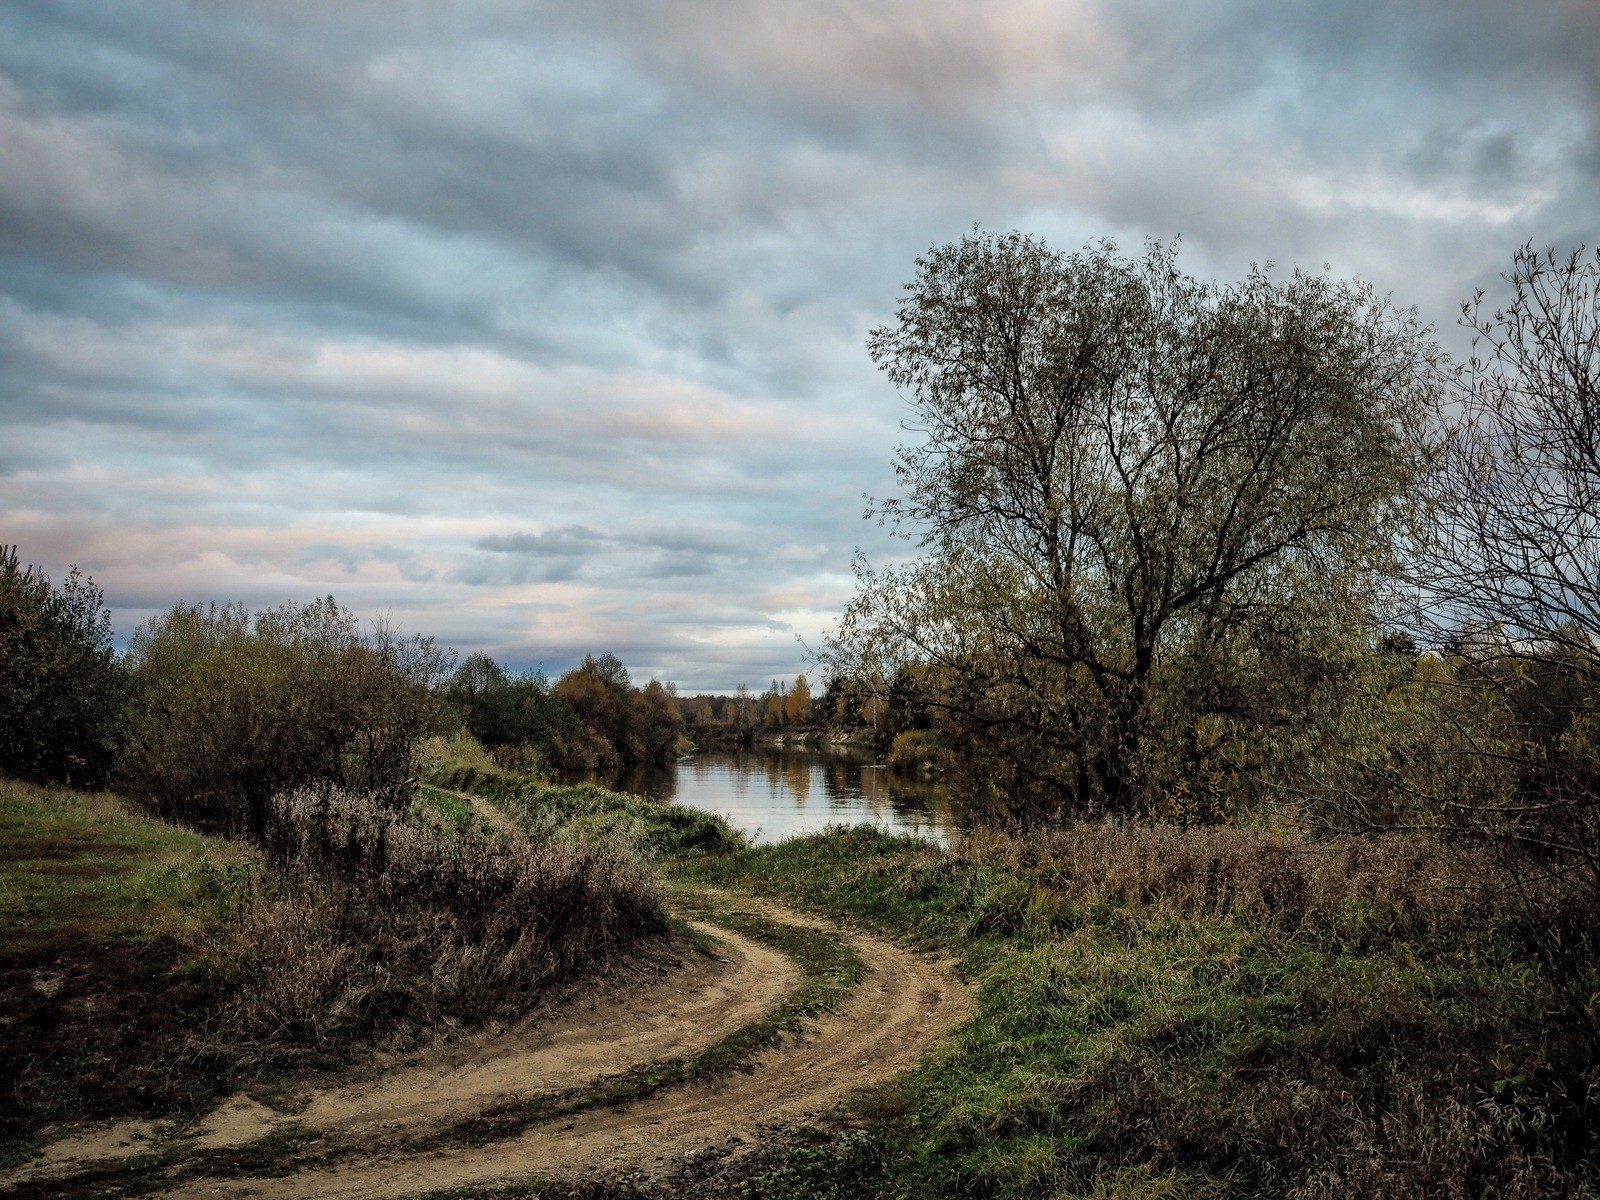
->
5 892 971 1199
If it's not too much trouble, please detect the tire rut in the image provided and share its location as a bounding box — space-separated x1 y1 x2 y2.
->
159 893 971 1199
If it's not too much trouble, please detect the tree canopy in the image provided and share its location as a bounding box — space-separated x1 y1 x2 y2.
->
829 233 1445 820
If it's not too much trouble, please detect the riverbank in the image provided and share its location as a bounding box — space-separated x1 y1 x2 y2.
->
435 765 1600 1198
684 724 876 750
6 764 1595 1197
683 826 1599 1200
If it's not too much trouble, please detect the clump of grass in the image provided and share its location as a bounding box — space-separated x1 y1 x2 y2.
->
249 784 666 1020
425 763 745 858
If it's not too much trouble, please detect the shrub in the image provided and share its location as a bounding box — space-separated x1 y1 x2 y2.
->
886 729 953 775
240 784 665 1034
122 597 451 835
0 546 128 786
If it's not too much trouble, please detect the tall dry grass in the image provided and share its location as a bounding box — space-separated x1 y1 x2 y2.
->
955 819 1483 935
219 784 665 1048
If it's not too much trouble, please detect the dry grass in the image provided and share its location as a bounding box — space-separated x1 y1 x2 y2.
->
228 785 666 1042
1 778 668 1148
954 819 1484 936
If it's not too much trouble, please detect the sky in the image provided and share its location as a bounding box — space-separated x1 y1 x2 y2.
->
3 1 1597 691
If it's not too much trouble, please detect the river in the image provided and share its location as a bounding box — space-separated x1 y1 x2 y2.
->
561 745 965 845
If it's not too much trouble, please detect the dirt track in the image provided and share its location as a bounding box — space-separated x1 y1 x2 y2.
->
5 892 971 1199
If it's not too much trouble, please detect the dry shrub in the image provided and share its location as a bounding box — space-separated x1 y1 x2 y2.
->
187 785 665 1060
1290 1073 1599 1200
954 821 1481 934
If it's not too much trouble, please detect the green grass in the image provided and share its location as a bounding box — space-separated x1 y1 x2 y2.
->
414 783 488 833
671 826 1599 1200
0 777 252 951
423 763 746 857
0 779 263 1173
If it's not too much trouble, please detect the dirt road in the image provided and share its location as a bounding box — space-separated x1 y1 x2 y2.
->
5 892 970 1199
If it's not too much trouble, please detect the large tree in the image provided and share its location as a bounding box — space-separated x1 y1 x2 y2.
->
829 233 1443 821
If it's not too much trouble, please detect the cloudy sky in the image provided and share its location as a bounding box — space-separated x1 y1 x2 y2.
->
3 1 1596 690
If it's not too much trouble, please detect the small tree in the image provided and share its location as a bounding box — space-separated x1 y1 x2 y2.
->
0 547 127 786
829 233 1443 821
784 674 812 725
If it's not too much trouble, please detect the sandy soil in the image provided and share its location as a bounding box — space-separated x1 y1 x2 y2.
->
3 839 971 1198
158 894 970 1199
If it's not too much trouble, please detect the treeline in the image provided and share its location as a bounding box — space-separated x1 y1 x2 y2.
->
441 651 684 773
0 560 687 813
673 674 816 730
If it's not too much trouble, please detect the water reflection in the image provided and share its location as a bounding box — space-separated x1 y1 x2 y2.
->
561 746 964 845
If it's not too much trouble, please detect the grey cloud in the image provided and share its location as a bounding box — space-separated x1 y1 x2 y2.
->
3 0 1597 689
477 527 605 556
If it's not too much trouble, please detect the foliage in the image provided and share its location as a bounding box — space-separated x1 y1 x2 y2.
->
442 654 584 771
885 728 951 775
784 674 812 725
121 597 451 836
550 653 684 767
0 546 128 787
827 233 1444 822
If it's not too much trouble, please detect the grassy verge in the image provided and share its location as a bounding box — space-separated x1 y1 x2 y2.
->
0 779 256 1165
421 762 744 857
0 776 671 1177
671 824 1599 1200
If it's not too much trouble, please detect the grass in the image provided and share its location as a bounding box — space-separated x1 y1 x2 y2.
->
671 824 1600 1200
0 776 673 1177
422 762 745 857
0 778 253 952
13 759 1599 1198
0 778 257 1163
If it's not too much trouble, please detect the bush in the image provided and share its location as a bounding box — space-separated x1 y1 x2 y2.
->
240 784 665 1035
0 546 128 786
886 729 952 775
122 597 451 835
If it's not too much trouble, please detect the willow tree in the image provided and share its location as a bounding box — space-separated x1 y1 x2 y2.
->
829 233 1443 822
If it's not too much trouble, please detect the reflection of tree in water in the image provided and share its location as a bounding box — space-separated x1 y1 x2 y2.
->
784 756 811 807
855 764 888 805
565 746 969 844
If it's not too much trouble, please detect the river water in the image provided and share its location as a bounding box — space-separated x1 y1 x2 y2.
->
563 746 964 845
